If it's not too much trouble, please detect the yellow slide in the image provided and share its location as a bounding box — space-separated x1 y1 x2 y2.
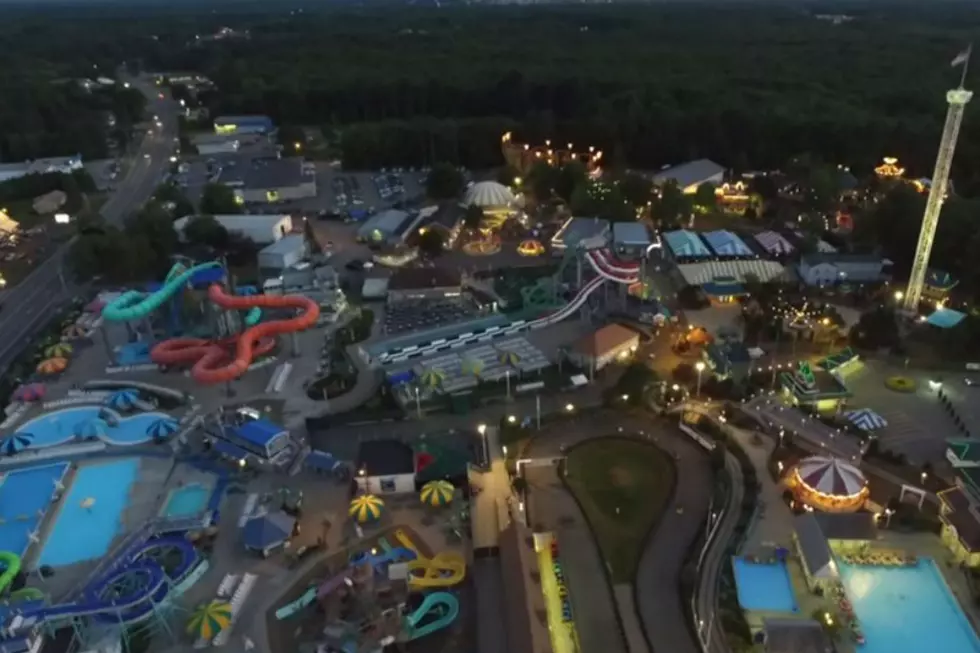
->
394 529 466 588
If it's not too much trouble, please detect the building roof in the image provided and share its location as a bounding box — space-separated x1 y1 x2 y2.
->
423 203 465 230
793 513 838 579
357 209 413 240
678 259 786 286
754 231 795 256
192 133 241 147
259 233 306 256
243 511 295 551
551 217 609 250
763 618 835 653
356 439 415 477
214 115 274 128
234 419 286 448
702 230 753 257
388 267 461 291
173 214 291 243
651 159 725 188
701 276 747 298
219 157 311 190
361 276 390 299
799 252 884 267
948 439 980 465
611 222 650 246
938 487 980 552
464 181 515 208
704 341 751 375
663 230 711 258
572 324 639 358
811 512 877 541
926 307 966 329
816 348 858 372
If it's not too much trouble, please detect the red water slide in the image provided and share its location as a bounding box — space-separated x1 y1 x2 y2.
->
151 285 320 385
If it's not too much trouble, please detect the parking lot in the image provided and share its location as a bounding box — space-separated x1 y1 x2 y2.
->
382 297 482 336
323 168 426 215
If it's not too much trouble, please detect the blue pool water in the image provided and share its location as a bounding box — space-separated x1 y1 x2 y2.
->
14 407 173 448
161 484 210 518
38 459 139 567
840 559 980 653
731 558 799 612
0 463 69 555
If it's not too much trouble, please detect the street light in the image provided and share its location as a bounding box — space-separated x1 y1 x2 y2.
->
565 403 575 413
894 290 904 301
695 361 706 398
477 423 488 463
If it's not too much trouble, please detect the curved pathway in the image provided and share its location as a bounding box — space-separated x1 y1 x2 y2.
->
523 412 712 653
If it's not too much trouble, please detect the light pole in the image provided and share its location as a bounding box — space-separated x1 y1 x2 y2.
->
477 423 488 464
695 361 705 398
414 386 421 419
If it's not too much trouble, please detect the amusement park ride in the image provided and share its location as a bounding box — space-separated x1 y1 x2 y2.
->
102 260 319 385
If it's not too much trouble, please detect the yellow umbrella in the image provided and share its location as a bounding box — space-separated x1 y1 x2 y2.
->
419 369 446 388
498 350 520 367
45 343 73 358
420 480 454 507
460 358 484 377
187 601 232 641
36 357 68 376
348 495 384 523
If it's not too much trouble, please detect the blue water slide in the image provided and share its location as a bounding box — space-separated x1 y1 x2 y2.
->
354 547 415 572
405 592 459 640
244 307 262 326
103 261 223 323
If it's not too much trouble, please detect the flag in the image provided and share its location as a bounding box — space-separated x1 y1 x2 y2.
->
952 46 972 68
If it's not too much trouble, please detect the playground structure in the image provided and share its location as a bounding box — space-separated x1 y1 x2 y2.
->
376 244 642 365
0 518 209 653
275 529 463 649
101 260 321 385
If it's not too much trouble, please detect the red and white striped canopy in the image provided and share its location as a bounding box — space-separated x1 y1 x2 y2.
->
797 456 866 497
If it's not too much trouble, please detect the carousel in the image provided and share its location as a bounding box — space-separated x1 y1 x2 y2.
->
786 456 869 512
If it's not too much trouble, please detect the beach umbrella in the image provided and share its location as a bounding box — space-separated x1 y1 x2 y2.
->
460 358 484 377
498 350 521 367
105 389 140 411
348 495 384 523
420 480 454 507
1 433 34 456
36 357 68 376
147 417 180 439
12 383 45 403
187 601 232 641
62 324 87 340
44 343 73 359
74 418 108 440
419 369 446 389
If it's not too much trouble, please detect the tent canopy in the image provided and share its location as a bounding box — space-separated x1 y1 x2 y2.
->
845 408 887 431
243 512 295 551
797 456 866 497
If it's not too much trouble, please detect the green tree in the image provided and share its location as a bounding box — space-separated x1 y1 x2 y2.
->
556 161 588 201
426 163 464 200
182 215 230 250
277 125 307 153
418 228 445 258
654 180 690 227
152 184 194 218
463 204 484 230
693 182 717 212
199 183 241 215
125 204 178 277
496 165 521 187
618 173 653 208
526 160 558 203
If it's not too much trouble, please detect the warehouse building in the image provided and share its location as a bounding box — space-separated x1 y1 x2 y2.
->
173 214 292 245
0 154 84 183
388 268 462 303
356 209 417 245
214 115 275 135
192 133 240 156
218 158 316 204
652 159 725 194
258 234 308 275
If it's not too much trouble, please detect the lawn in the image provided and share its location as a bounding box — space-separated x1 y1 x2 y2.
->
565 438 676 582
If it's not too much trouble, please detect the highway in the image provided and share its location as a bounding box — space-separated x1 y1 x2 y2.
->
0 76 179 373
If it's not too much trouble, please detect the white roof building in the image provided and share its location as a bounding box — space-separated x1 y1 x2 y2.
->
173 214 292 245
464 181 515 208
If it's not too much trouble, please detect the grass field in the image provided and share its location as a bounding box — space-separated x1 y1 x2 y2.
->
565 438 676 582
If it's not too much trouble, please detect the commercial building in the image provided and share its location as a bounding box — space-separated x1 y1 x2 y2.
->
218 157 316 204
387 268 462 303
567 324 639 373
192 133 240 156
797 253 889 287
258 234 307 273
939 440 980 567
356 209 419 245
173 214 292 245
611 222 652 257
651 159 725 194
354 439 417 494
0 155 83 183
213 115 274 135
210 418 291 461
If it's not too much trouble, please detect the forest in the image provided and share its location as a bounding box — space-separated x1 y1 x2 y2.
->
3 3 980 190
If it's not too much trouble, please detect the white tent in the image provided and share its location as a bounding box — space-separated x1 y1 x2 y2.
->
464 181 515 208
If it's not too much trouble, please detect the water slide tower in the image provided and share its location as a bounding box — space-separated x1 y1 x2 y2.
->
903 51 973 312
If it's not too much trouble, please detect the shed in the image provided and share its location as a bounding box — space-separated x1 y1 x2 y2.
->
361 276 391 300
355 440 416 494
232 419 290 458
243 511 296 557
792 513 838 586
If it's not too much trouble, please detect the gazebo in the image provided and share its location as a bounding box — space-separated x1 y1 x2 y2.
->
463 181 516 216
788 456 869 512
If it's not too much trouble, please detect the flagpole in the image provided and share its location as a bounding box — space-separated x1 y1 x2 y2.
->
960 44 973 89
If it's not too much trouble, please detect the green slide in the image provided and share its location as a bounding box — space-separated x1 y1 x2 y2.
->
102 261 223 323
8 587 44 602
0 551 21 595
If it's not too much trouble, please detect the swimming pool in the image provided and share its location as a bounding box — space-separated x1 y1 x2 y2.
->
0 463 69 556
14 407 174 448
840 559 980 653
161 484 211 519
731 558 799 612
38 459 139 567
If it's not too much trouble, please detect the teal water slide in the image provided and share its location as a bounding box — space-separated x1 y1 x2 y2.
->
103 262 224 323
405 592 459 640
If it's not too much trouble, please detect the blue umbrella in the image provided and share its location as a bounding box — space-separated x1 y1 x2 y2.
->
147 417 179 439
2 433 34 455
105 389 140 411
74 418 108 440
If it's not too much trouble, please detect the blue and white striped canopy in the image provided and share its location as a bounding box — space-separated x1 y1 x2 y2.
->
845 408 887 431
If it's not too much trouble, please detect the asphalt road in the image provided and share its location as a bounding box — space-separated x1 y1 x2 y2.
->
0 76 179 373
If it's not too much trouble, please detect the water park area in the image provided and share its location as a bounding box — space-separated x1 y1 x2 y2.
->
731 557 799 613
